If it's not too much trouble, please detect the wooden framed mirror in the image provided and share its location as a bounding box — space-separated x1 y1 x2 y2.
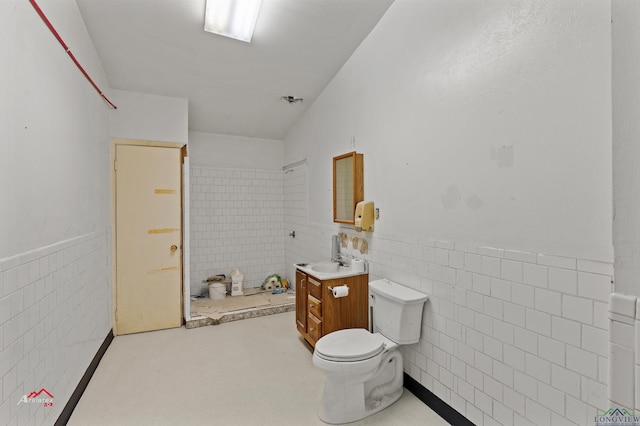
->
333 152 363 224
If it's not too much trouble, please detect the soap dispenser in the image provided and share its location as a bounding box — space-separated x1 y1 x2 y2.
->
354 201 374 232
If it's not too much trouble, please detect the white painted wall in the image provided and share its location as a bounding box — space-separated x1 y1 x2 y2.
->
283 1 613 425
109 89 188 144
612 0 640 296
285 0 612 263
189 131 283 169
0 0 112 424
0 0 111 259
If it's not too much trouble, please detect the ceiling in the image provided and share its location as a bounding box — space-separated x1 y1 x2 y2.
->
76 0 394 140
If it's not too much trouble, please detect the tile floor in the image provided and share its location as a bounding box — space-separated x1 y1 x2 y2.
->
68 311 449 426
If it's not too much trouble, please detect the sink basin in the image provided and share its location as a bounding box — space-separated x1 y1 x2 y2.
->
310 262 344 273
295 260 364 279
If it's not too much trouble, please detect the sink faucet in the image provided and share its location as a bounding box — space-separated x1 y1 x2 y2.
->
331 235 340 263
331 235 349 266
331 254 349 266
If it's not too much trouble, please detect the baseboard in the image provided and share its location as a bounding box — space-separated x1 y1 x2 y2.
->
55 330 114 426
404 373 474 426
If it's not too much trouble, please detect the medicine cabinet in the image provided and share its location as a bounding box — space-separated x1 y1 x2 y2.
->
333 152 363 224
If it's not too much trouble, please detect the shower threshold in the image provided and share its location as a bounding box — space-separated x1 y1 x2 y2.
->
185 289 295 329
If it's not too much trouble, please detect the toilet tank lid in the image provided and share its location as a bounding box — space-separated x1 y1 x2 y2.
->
369 279 428 304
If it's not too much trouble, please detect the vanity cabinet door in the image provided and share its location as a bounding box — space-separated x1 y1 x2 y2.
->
295 270 307 334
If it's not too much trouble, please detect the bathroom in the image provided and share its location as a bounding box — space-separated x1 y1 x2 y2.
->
2 1 639 425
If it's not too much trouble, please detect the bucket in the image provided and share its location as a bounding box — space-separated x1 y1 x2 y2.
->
209 283 226 300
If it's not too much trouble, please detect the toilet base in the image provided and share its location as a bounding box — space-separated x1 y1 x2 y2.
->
318 350 404 424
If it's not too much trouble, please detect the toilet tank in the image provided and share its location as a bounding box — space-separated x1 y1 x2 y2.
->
369 279 428 344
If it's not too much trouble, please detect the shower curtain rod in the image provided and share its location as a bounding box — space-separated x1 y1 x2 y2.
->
282 159 307 171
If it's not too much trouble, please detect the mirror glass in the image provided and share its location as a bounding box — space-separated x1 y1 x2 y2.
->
333 152 363 224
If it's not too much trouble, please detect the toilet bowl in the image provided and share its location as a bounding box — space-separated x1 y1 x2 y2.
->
313 328 401 424
312 279 428 424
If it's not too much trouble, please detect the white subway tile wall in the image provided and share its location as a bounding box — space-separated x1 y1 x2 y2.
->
608 293 637 413
190 165 285 296
284 166 613 426
0 231 111 426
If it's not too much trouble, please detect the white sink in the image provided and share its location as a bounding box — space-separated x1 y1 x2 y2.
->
310 262 344 273
295 261 363 279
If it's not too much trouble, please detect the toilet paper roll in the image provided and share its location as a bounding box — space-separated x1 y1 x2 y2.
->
332 285 349 298
351 259 365 273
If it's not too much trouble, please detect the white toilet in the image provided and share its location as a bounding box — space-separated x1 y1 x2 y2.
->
312 278 429 424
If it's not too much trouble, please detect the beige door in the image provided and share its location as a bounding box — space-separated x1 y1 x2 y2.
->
115 144 182 335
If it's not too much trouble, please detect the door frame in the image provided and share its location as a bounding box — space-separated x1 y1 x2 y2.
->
110 138 187 335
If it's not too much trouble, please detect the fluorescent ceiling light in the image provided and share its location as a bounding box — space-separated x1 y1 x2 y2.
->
204 0 263 43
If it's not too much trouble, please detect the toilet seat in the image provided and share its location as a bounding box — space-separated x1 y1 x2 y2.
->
314 329 386 362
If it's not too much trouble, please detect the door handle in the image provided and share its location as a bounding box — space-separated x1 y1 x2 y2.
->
170 245 178 252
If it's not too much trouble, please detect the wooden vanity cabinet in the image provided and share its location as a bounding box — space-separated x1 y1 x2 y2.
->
295 269 369 347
